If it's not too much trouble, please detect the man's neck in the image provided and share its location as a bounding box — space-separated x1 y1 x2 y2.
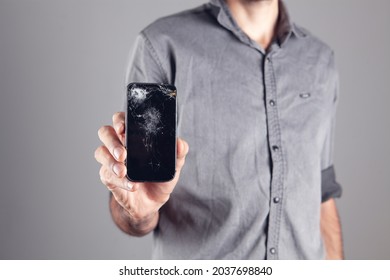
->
225 0 279 50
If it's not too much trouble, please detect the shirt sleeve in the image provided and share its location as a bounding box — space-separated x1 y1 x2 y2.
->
320 51 342 202
125 32 168 85
122 32 168 110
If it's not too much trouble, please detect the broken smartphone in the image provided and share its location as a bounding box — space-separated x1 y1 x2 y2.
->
125 83 177 182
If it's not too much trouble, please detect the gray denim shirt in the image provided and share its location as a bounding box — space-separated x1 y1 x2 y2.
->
124 0 342 259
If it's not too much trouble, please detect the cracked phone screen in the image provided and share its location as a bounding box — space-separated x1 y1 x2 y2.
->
126 83 177 182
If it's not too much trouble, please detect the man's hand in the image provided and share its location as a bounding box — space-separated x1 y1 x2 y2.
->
94 112 189 236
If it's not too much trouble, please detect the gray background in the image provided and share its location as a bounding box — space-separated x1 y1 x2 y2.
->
0 0 389 259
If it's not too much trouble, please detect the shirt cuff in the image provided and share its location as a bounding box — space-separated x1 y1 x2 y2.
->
321 165 342 202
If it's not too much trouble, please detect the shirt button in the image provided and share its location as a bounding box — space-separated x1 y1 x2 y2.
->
273 197 280 203
266 57 271 62
269 100 276 106
272 145 279 152
270 248 276 254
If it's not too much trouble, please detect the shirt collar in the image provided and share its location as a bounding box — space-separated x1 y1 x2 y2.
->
208 0 305 50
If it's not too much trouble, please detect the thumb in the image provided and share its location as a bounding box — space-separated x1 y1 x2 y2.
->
176 138 189 170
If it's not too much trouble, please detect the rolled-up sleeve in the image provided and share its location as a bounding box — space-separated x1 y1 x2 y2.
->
321 165 342 202
321 52 342 202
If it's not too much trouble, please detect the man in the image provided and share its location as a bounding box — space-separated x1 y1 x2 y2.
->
95 0 344 259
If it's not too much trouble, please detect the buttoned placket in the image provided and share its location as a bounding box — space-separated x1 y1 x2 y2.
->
210 0 293 260
263 44 285 260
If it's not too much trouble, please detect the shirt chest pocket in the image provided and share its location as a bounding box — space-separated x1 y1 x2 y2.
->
278 64 334 120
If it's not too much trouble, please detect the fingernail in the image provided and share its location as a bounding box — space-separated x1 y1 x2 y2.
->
127 182 134 191
112 163 121 176
113 147 122 160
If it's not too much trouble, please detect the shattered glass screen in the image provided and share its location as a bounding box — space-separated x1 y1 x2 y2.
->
126 83 177 182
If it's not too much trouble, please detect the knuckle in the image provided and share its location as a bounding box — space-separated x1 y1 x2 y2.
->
105 181 116 191
98 125 111 138
98 126 105 138
104 169 113 182
94 146 104 160
112 111 124 123
99 166 106 180
99 166 112 185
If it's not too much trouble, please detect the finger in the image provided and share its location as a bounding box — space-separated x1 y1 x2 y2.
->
176 138 189 170
177 138 189 159
113 112 125 145
98 125 127 162
95 145 126 178
112 112 125 135
99 165 135 192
